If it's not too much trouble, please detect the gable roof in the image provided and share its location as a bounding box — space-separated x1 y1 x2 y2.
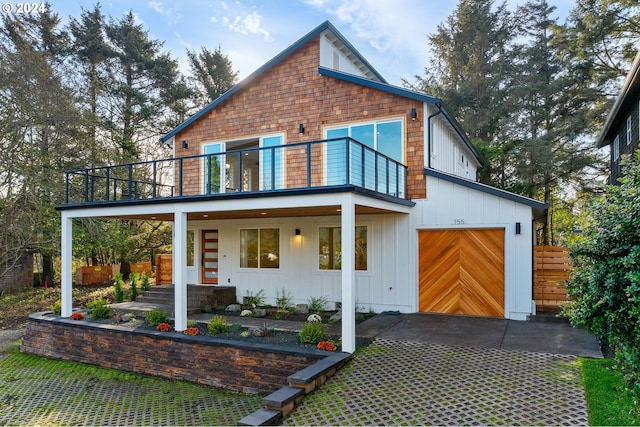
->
596 51 640 148
160 20 385 143
318 67 483 167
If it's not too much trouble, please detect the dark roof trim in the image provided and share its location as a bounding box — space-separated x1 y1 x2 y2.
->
319 67 483 166
424 168 548 212
56 184 415 211
597 51 640 148
160 20 385 143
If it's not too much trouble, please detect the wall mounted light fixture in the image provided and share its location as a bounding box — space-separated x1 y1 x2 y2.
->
515 222 521 235
410 108 417 121
295 228 301 236
299 123 305 134
182 140 188 149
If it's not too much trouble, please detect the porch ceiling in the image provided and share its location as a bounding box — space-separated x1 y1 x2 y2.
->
104 204 400 222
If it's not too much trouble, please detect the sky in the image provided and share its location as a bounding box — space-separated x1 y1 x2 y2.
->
48 0 575 87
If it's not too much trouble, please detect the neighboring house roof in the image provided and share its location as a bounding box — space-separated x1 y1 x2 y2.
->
318 67 484 167
424 168 548 215
596 51 640 148
160 20 385 144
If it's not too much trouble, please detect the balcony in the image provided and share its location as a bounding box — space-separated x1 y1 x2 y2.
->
62 138 408 207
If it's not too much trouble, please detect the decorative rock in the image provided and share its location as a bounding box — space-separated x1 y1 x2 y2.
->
254 308 267 317
226 304 241 312
240 309 252 317
329 310 342 322
307 314 322 323
249 326 264 337
295 304 309 314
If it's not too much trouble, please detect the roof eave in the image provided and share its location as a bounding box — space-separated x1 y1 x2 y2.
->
424 168 548 215
161 21 387 143
596 51 640 149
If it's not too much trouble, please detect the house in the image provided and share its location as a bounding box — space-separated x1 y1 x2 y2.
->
57 21 547 353
597 52 640 183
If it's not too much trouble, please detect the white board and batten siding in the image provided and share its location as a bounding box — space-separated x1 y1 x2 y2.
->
186 213 415 314
424 104 480 180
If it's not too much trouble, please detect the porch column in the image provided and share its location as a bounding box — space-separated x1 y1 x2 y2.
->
61 212 73 317
341 193 356 353
173 209 187 331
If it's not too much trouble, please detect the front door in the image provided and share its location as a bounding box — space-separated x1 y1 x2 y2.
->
201 230 219 284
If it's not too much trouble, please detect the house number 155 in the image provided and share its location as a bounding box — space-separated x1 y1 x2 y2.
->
454 219 465 225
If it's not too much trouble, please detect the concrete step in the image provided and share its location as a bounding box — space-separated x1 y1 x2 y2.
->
110 301 201 318
137 296 173 305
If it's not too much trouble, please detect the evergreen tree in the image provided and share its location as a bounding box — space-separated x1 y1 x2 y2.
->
408 0 516 186
187 46 238 107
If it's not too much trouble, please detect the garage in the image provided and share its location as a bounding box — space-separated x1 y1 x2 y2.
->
418 228 505 317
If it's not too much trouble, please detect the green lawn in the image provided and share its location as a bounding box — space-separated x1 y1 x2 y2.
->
580 358 640 426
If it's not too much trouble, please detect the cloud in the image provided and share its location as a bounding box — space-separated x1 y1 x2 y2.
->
225 11 273 42
147 1 182 26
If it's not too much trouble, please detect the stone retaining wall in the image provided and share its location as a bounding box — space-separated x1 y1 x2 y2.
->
20 313 324 394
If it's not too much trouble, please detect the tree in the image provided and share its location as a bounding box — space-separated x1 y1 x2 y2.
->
68 4 112 166
406 0 516 186
508 0 601 244
103 11 188 160
0 9 85 284
187 46 238 108
565 151 640 403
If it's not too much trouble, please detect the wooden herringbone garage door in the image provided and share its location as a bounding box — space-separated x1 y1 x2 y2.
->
419 229 504 317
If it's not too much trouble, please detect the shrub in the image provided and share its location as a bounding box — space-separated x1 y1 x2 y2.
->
207 315 229 335
51 299 62 315
70 312 85 321
86 296 112 320
317 340 337 351
244 289 265 307
275 287 293 310
183 327 199 336
299 320 328 344
145 308 169 326
113 273 125 303
140 272 150 292
564 151 640 403
156 323 172 332
308 295 328 313
186 319 198 328
130 272 139 301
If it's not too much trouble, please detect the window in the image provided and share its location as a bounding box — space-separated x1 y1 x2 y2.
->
318 226 367 271
324 119 404 189
614 135 620 161
627 116 632 145
186 230 194 267
240 228 279 268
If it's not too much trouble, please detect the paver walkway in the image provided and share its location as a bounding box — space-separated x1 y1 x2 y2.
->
284 338 589 426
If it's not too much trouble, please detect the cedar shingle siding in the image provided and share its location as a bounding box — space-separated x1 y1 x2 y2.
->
174 37 426 199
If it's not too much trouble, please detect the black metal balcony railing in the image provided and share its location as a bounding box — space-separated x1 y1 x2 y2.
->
63 138 408 206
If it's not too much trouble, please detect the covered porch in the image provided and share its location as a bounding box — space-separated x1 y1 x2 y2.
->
59 191 413 353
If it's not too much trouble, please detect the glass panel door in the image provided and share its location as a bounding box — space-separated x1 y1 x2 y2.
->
203 143 225 194
260 135 284 190
201 230 219 284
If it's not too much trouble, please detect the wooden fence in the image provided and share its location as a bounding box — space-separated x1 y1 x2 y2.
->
75 261 153 285
155 254 173 285
533 245 571 312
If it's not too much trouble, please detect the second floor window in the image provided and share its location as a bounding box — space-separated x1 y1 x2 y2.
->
627 116 632 145
324 119 404 189
614 135 620 161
